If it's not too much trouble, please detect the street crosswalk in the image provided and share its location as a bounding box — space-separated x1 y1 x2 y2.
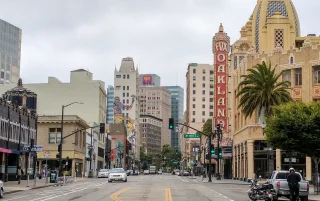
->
3 181 111 201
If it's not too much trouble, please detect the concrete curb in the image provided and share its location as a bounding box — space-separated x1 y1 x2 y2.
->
31 184 55 190
4 190 24 195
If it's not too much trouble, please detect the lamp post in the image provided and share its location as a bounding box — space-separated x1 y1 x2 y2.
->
59 102 83 176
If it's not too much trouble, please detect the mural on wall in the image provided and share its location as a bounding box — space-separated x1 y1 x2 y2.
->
113 95 137 156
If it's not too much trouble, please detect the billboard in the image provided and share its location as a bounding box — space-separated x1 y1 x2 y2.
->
213 24 230 131
143 75 152 85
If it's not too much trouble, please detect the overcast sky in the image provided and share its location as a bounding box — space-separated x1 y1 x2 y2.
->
0 0 319 91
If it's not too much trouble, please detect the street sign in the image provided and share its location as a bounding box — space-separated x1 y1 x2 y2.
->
184 133 200 138
22 145 43 152
43 151 50 159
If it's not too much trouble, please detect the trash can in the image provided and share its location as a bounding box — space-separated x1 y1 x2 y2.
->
50 170 57 183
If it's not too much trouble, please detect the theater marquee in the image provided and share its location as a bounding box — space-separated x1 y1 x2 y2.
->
213 24 230 131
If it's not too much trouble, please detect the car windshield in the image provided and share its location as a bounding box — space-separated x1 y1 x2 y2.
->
110 168 125 173
99 169 108 172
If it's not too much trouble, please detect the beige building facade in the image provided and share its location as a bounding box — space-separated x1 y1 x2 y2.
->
0 69 107 170
184 63 214 165
139 86 171 147
230 0 320 182
37 115 89 177
139 115 162 154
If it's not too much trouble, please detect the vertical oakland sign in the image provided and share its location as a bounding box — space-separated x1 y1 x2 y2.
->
213 23 230 131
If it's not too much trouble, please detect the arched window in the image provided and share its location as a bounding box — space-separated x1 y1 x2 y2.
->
290 56 294 64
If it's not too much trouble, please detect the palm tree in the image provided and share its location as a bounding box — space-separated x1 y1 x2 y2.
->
236 61 292 119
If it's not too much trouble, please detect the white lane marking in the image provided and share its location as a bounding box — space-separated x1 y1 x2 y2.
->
39 188 88 201
26 187 89 201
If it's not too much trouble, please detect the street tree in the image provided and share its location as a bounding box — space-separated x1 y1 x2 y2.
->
202 118 212 137
265 101 320 182
161 144 181 168
237 61 292 119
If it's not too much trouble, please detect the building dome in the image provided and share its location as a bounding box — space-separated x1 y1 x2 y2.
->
4 78 37 113
251 0 300 52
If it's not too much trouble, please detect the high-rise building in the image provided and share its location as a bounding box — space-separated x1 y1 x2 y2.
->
106 85 114 124
139 74 161 86
139 115 162 154
164 86 184 151
0 19 22 84
139 86 171 147
184 63 214 165
114 57 140 164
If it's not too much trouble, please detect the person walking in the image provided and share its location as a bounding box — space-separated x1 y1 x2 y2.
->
17 166 23 184
287 168 301 201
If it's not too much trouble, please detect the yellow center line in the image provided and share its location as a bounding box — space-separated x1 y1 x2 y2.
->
165 188 172 201
110 188 129 201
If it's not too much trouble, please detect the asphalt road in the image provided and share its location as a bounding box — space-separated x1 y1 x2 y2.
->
1 174 282 201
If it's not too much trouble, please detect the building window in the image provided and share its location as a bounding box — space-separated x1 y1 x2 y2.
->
193 104 195 109
282 70 291 86
210 91 213 95
116 75 121 78
202 118 205 123
210 84 214 89
123 86 125 90
313 66 320 84
210 105 213 109
274 29 284 48
290 56 294 64
202 76 205 81
123 93 125 97
127 93 129 97
127 75 129 79
192 118 195 122
193 97 196 101
203 69 206 74
193 111 195 115
210 70 214 75
294 68 302 86
49 128 61 144
193 83 196 87
193 90 196 95
202 83 205 88
193 69 196 74
202 97 205 102
202 111 205 116
127 86 129 90
210 98 213 102
123 75 126 79
193 76 196 81
210 112 213 116
202 90 205 95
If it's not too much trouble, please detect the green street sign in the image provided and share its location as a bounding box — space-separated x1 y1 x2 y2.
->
184 133 200 138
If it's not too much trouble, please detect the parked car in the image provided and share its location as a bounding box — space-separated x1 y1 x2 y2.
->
98 169 109 178
143 170 150 175
158 170 162 174
266 170 309 201
0 180 3 198
108 168 127 182
183 171 190 176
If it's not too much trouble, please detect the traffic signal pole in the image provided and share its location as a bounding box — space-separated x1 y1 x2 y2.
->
216 124 222 180
208 134 212 182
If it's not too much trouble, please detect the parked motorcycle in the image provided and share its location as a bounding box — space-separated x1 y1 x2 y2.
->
248 180 278 201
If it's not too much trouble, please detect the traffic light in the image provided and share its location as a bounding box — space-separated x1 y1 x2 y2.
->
100 123 105 134
218 148 222 158
211 145 215 154
169 118 174 129
88 149 92 158
175 150 178 154
58 144 62 152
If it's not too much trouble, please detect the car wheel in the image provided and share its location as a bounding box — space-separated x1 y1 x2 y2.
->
124 179 127 182
108 180 112 183
0 187 3 198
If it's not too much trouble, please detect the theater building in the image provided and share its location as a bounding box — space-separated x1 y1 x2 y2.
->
230 0 320 182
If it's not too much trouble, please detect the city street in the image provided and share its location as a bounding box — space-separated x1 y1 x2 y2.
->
2 174 252 201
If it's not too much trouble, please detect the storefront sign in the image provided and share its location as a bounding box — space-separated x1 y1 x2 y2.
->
213 24 230 131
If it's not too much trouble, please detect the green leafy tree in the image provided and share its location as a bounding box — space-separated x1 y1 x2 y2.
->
161 144 181 168
265 101 320 182
237 61 292 118
202 118 212 137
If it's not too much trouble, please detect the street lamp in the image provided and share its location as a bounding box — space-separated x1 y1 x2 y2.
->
59 102 83 176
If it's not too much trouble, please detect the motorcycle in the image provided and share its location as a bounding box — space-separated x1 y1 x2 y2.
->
248 180 278 201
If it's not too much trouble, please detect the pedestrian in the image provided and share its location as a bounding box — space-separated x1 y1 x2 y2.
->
287 168 301 201
17 166 23 184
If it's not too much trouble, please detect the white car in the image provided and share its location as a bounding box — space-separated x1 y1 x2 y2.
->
98 169 109 178
108 168 127 182
0 180 3 198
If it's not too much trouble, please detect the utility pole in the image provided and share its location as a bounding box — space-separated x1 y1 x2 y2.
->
208 134 212 182
89 127 93 178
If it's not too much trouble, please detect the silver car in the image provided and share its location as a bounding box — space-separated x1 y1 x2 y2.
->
98 169 109 178
108 168 127 182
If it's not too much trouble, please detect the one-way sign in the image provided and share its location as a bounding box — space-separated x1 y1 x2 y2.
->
23 145 43 152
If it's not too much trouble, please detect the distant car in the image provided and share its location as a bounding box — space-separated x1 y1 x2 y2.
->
143 170 150 175
98 169 109 178
183 171 190 176
158 170 162 174
0 180 3 198
108 168 127 182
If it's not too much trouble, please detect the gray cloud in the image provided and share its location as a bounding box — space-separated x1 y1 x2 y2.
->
0 0 318 93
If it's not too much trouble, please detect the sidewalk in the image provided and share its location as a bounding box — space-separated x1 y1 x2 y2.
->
4 177 87 194
196 177 320 201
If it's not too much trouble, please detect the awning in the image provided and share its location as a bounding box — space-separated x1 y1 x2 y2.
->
0 148 12 154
